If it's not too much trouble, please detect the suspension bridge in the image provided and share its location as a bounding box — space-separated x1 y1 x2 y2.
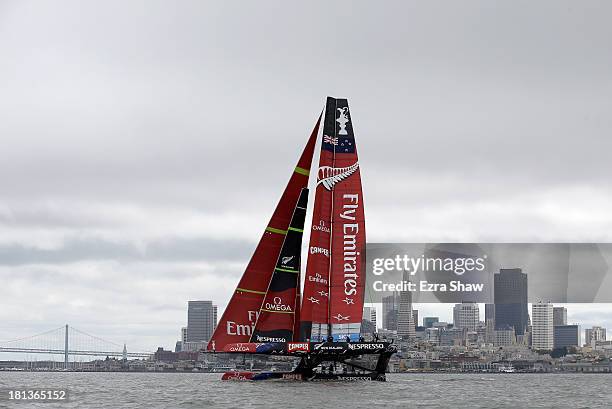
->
0 325 152 367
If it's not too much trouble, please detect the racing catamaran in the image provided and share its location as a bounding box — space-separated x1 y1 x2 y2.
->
206 97 396 381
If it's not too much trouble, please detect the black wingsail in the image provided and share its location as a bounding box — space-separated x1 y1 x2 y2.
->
250 188 309 343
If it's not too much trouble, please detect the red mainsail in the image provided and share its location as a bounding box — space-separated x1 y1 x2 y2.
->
300 97 366 341
207 116 320 351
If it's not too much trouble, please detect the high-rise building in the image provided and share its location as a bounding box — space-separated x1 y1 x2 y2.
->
585 326 607 346
412 310 419 330
531 301 554 350
494 268 529 335
397 272 415 339
423 317 439 328
382 292 399 331
554 325 579 349
485 304 495 326
453 302 480 331
553 307 567 326
186 300 217 342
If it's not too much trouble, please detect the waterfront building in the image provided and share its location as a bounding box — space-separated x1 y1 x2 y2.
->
154 347 199 363
553 307 567 326
453 302 480 331
585 326 607 346
554 325 579 349
532 301 554 351
186 300 217 342
494 268 529 335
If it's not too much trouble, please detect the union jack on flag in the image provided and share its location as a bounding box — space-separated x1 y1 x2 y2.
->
323 135 338 145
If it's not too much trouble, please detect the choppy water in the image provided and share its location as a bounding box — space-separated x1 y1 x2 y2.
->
0 372 610 409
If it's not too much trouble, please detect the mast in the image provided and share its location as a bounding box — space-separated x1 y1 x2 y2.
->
207 115 321 351
327 100 337 338
299 98 336 341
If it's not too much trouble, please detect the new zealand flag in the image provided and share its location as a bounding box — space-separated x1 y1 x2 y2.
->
322 135 355 153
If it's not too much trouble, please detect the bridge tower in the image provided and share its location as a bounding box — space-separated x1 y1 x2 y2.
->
64 324 68 369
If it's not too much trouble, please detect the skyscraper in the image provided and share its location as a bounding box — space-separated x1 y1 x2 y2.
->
531 301 553 350
453 302 480 331
553 307 567 326
186 300 217 342
397 271 415 338
494 268 529 335
382 292 399 331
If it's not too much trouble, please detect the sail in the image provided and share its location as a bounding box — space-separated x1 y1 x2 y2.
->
300 97 366 342
207 116 321 351
250 188 308 343
327 98 366 341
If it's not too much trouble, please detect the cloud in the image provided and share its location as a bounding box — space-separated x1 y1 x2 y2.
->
1 0 611 350
0 236 253 265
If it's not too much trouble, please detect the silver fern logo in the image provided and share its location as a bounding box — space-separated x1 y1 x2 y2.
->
316 162 359 190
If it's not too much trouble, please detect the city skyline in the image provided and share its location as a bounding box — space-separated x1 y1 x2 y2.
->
0 298 607 358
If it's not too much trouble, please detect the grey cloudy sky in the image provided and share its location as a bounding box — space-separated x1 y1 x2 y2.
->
1 1 611 351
